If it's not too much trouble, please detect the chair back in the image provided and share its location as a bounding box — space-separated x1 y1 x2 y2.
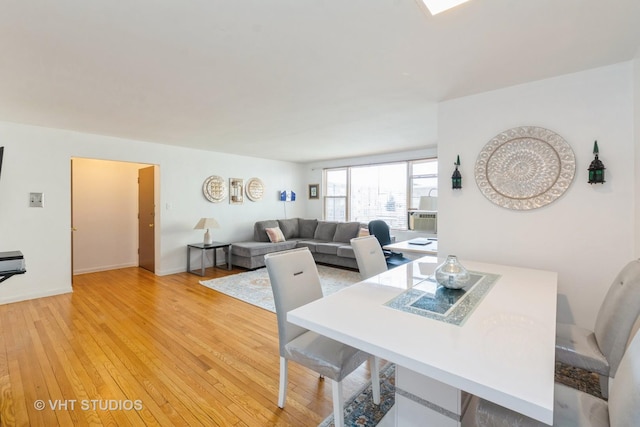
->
368 220 392 247
594 259 640 376
265 248 324 357
351 235 388 280
608 328 640 427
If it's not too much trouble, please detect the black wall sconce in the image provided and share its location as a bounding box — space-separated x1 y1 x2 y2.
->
588 141 606 184
452 155 462 189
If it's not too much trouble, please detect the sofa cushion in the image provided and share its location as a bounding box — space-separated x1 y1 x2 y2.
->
314 221 338 241
316 242 342 255
295 241 318 253
333 222 361 243
299 219 318 239
337 245 356 259
254 220 279 242
231 241 297 257
265 227 286 243
278 218 299 239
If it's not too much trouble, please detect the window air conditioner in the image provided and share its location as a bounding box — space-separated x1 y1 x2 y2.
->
409 211 437 233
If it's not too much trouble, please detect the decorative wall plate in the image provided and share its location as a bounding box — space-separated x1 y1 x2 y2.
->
475 127 575 210
246 177 265 201
229 177 244 204
202 175 226 203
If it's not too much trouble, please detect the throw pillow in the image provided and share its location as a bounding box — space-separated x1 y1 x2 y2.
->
265 227 286 243
254 220 279 242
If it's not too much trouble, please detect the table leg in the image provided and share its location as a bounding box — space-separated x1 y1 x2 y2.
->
394 366 471 427
201 248 205 276
227 245 232 270
187 247 191 273
213 248 217 270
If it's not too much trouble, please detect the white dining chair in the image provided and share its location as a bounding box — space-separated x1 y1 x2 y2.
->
555 259 640 397
264 247 381 427
467 328 640 427
351 235 389 280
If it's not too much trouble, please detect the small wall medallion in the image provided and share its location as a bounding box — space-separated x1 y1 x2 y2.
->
246 177 265 201
202 175 226 203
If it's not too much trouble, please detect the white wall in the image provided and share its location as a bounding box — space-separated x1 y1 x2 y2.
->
438 62 635 330
0 122 305 304
72 158 147 274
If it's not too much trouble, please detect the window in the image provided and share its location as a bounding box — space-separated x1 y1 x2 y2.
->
323 158 437 230
325 169 347 222
350 163 407 228
409 159 438 209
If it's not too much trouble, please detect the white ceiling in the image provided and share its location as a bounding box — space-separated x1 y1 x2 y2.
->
1 0 639 163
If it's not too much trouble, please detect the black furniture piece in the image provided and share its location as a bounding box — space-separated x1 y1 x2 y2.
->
367 220 412 269
0 250 26 283
187 242 232 276
0 270 26 283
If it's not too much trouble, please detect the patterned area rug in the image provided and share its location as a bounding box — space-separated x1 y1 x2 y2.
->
555 362 603 399
319 363 396 427
317 363 602 426
199 265 361 312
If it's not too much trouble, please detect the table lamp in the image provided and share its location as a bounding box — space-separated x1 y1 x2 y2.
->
194 217 219 245
419 189 437 211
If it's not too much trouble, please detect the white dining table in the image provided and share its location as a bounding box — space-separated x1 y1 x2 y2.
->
287 256 557 426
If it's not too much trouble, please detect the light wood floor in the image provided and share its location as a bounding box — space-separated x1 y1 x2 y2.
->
0 267 380 426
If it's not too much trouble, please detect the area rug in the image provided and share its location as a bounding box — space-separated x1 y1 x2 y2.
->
555 362 603 399
318 363 396 427
199 265 361 312
317 363 602 427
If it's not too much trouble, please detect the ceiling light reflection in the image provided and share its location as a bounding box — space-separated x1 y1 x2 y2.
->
421 0 471 15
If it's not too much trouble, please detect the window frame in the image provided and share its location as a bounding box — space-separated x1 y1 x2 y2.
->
322 158 437 230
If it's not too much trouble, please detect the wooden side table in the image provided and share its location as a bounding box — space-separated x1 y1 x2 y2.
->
187 242 232 276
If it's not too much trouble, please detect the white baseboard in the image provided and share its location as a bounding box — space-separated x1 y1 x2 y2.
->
0 287 73 305
73 262 138 275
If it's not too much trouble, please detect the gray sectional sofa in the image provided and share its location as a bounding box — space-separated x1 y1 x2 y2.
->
224 218 362 269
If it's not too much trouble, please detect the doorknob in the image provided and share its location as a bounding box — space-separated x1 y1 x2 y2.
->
149 224 154 228
71 227 78 231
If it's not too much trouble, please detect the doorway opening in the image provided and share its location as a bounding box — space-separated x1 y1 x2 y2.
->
71 158 158 281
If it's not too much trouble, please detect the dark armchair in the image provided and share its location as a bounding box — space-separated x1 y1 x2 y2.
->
367 220 412 268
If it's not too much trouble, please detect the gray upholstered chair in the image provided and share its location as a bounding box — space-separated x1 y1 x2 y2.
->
351 235 389 280
555 259 640 397
467 328 640 427
264 247 380 427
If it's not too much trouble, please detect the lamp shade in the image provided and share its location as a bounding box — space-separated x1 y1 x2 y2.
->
194 217 219 245
194 217 220 230
419 193 437 211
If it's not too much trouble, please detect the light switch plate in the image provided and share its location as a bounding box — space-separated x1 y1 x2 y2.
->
29 192 44 207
